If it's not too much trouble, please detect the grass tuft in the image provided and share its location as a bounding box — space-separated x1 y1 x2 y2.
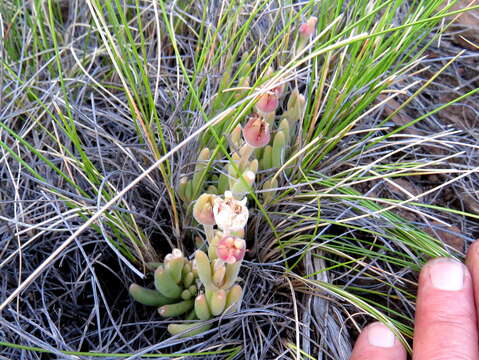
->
1 0 478 358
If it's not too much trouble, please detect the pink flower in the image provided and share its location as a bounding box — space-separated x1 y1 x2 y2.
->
242 114 271 148
193 194 217 225
255 93 279 114
216 236 246 264
299 16 318 39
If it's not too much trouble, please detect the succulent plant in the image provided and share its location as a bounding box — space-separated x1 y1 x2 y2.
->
129 249 198 315
129 219 245 337
130 17 312 338
131 83 307 336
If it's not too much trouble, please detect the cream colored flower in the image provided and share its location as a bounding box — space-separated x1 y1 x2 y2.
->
213 191 248 232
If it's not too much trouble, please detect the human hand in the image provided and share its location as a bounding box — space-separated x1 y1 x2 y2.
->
350 239 479 360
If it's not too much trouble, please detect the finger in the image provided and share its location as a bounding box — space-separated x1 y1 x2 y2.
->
413 258 478 360
466 239 479 329
350 322 406 360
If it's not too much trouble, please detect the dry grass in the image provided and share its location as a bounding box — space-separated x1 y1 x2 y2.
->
1 0 478 359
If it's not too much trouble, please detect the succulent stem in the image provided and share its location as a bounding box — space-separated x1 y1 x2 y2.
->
129 284 173 307
181 289 193 300
272 131 285 168
239 144 255 169
167 322 212 337
225 285 243 314
223 261 243 289
204 224 215 243
165 257 185 284
158 300 194 317
154 266 183 299
194 294 211 320
195 250 214 288
212 260 226 287
209 289 227 316
183 272 195 288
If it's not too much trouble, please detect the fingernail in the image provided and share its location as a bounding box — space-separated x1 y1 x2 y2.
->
429 258 464 291
367 323 395 348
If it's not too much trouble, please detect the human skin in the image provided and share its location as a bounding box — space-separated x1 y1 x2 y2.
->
350 239 479 360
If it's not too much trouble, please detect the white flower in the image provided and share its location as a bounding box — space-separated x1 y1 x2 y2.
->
213 191 248 232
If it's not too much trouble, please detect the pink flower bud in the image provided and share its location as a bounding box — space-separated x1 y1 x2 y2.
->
216 236 246 264
299 16 318 39
255 93 279 114
193 193 216 225
242 114 271 148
